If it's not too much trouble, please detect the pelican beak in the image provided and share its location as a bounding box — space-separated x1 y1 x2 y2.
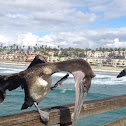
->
72 80 87 126
71 71 91 126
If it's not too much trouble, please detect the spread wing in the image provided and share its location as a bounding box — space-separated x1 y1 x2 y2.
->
0 55 47 103
117 68 126 78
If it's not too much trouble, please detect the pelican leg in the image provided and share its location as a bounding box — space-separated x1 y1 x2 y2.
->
51 73 69 90
34 102 49 124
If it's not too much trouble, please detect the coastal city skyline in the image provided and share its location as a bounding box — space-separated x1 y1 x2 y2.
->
0 0 126 49
0 43 125 57
0 43 125 67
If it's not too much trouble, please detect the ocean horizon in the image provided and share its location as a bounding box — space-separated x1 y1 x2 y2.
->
0 63 126 126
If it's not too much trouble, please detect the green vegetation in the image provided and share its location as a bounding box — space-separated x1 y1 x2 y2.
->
0 44 125 58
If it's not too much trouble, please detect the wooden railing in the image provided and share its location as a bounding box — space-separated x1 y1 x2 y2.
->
102 117 126 126
1 95 126 126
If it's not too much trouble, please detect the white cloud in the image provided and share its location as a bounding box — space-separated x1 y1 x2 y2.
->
1 26 126 49
0 0 126 49
88 0 126 19
16 33 38 46
107 38 126 48
0 35 9 44
0 0 97 34
37 35 54 47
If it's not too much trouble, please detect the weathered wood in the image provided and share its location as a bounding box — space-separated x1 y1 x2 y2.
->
102 117 126 126
1 95 126 126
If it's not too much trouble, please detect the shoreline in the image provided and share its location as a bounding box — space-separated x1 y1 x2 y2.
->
0 60 30 66
0 60 124 73
91 66 124 73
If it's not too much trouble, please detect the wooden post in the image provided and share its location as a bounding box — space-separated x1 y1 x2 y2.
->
1 95 126 126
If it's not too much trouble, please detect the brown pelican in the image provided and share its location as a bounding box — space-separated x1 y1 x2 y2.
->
0 58 95 125
117 68 126 78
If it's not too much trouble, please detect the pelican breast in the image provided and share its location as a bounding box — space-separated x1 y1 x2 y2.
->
30 76 52 103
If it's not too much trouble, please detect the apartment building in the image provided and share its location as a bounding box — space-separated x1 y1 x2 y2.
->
0 50 125 67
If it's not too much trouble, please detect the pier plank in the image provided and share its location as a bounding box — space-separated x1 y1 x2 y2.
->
1 95 126 126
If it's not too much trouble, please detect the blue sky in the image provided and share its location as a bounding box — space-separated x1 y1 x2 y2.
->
33 31 50 37
93 16 126 28
0 0 126 49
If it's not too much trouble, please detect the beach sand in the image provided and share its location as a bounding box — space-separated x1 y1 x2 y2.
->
91 66 124 73
0 60 124 73
0 60 30 66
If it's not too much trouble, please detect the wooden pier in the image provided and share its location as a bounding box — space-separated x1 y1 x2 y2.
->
1 95 126 126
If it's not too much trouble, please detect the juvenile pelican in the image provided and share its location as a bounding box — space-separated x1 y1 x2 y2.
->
0 58 95 125
117 68 126 78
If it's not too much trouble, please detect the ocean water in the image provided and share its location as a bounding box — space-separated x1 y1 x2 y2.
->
0 64 126 126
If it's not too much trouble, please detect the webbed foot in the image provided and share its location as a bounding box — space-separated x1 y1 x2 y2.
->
39 110 49 124
34 102 49 124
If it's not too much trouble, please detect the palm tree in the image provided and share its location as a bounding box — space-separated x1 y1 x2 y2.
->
57 46 60 51
118 48 121 51
3 46 6 51
109 48 113 52
33 46 37 52
23 45 25 50
44 45 47 51
27 46 31 51
16 45 19 51
99 47 102 51
40 45 44 53
118 48 121 55
122 48 125 51
0 44 3 49
105 48 109 51
10 45 13 53
13 44 16 52
114 48 118 51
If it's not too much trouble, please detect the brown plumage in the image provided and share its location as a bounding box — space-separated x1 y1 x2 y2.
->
0 58 95 126
0 55 47 103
